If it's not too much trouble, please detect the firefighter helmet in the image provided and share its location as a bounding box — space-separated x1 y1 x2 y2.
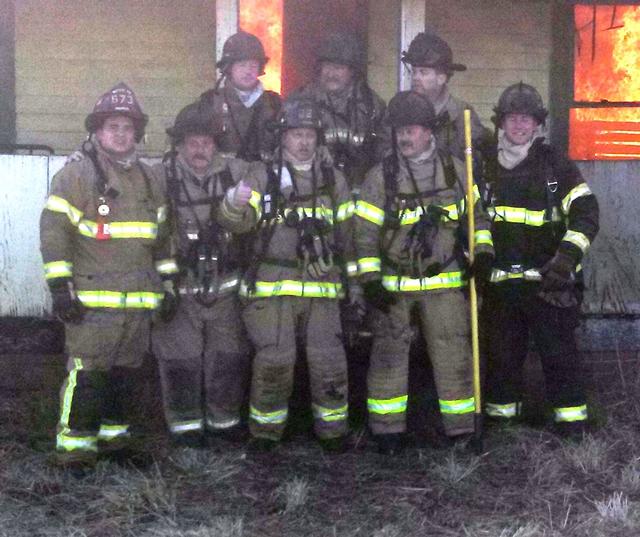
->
387 91 436 130
317 32 365 71
401 32 466 73
85 82 148 142
166 101 220 144
492 82 548 126
217 31 269 74
277 96 323 131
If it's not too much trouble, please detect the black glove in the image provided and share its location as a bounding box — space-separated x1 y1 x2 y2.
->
362 279 397 314
467 252 495 282
540 251 575 291
159 281 179 322
49 279 85 324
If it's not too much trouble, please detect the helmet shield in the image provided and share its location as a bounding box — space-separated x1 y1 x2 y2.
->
277 96 323 131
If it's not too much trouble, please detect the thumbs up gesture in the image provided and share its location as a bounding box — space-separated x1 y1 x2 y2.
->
226 180 252 209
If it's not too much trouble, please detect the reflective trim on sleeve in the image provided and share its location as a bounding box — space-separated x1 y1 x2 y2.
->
367 395 408 415
249 190 263 220
45 195 84 226
312 403 348 423
98 424 130 441
440 397 475 415
485 402 522 418
561 183 593 215
44 260 73 280
157 205 168 223
474 229 494 247
489 206 547 227
358 257 381 274
155 258 180 275
239 280 343 299
169 419 204 434
382 271 465 292
346 261 359 277
78 220 158 239
336 200 355 222
250 406 288 425
355 200 385 226
76 290 164 309
562 230 591 254
554 404 588 423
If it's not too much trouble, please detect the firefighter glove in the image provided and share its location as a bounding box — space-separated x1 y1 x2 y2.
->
49 279 85 324
362 279 397 314
540 251 575 291
468 251 495 282
159 279 179 322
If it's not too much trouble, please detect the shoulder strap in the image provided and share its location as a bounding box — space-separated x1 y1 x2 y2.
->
81 141 119 199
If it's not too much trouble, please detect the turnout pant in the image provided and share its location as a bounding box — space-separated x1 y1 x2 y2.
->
368 290 474 436
482 282 587 423
152 294 250 436
243 296 349 441
57 310 150 454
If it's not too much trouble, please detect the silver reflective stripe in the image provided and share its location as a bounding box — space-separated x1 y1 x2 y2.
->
206 417 240 430
170 420 204 434
312 403 348 423
486 402 521 418
98 424 130 439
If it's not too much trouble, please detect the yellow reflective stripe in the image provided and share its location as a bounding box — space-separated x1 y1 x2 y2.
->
336 200 355 222
562 183 592 215
554 404 588 423
562 230 591 254
312 403 348 423
57 434 98 452
98 424 130 440
157 205 168 223
440 397 475 415
239 280 343 299
474 230 493 247
45 195 84 226
486 402 521 418
78 220 158 239
250 406 288 425
355 200 385 226
76 290 163 309
368 395 408 415
44 260 73 279
169 419 203 434
358 257 381 274
382 271 465 292
155 258 179 275
346 261 359 277
489 206 547 227
249 190 263 220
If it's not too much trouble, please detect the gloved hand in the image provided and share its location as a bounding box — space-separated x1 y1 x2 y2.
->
225 180 252 210
49 279 85 324
362 279 397 314
540 251 575 291
467 252 495 282
65 150 85 165
159 279 179 322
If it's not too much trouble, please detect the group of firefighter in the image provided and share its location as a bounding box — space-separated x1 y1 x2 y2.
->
40 29 599 470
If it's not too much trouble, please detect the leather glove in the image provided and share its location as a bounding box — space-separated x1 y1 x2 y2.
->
467 252 495 282
159 280 180 322
540 251 575 291
362 279 397 314
49 279 85 324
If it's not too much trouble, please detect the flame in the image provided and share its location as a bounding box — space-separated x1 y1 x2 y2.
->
239 0 283 94
571 5 640 159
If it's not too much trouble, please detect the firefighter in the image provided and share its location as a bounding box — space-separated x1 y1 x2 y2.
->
482 83 599 436
151 101 257 448
293 31 387 190
401 32 492 161
240 96 355 453
354 91 494 454
199 30 281 162
40 83 177 470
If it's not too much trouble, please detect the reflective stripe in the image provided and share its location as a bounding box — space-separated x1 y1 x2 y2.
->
45 195 84 225
170 419 203 434
312 403 348 423
358 257 381 274
474 230 493 247
346 261 359 277
206 417 240 430
440 397 475 415
355 200 385 226
76 290 163 309
486 402 521 418
157 205 168 223
249 190 263 220
57 433 98 452
250 406 288 425
78 220 158 239
98 424 130 440
382 271 465 292
490 267 542 283
155 258 179 275
561 183 592 214
367 395 408 415
489 206 548 227
44 260 73 279
240 280 343 299
178 277 240 295
562 230 591 254
336 201 355 222
554 405 588 423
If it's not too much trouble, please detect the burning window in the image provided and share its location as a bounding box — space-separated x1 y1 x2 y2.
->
571 4 640 160
239 0 283 94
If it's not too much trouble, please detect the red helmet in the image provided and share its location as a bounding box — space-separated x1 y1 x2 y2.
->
85 82 148 142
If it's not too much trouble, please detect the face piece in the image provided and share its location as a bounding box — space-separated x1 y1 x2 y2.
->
95 115 137 157
396 125 433 159
282 127 318 162
502 113 539 146
179 134 216 175
319 61 354 94
409 66 447 101
229 59 261 91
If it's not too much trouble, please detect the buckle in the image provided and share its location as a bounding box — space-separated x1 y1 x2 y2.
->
508 264 524 274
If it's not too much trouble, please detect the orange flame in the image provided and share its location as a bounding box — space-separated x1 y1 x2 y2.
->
571 5 640 159
239 0 283 94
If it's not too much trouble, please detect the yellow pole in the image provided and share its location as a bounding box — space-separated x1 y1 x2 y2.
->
463 109 483 453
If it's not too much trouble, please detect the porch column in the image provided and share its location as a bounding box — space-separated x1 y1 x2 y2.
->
216 0 239 66
399 0 425 90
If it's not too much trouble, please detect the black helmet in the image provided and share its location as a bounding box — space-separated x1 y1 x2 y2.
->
401 33 466 74
317 32 365 71
492 82 548 126
387 91 436 130
277 96 323 131
166 101 219 144
217 31 269 74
